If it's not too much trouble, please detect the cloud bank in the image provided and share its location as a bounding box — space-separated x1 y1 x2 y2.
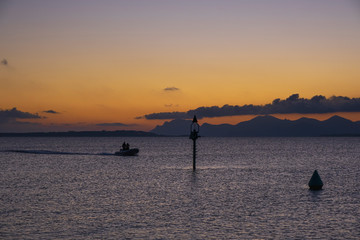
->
142 94 360 120
0 108 43 132
0 108 41 123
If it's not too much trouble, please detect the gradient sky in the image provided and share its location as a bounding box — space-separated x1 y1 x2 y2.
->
1 0 360 132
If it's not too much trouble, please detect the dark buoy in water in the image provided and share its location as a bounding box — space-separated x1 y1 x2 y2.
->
308 170 323 190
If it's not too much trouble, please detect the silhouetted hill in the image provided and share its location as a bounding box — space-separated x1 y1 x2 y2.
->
150 119 191 136
320 116 358 135
150 115 360 137
0 130 160 137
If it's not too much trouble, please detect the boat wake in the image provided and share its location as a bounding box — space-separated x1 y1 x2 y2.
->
1 150 115 156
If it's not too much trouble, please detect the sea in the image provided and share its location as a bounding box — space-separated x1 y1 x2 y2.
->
0 137 359 239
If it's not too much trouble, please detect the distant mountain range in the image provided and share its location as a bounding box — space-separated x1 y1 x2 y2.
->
2 115 359 137
150 115 360 137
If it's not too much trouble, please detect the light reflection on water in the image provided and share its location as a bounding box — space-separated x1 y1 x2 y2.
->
0 137 359 239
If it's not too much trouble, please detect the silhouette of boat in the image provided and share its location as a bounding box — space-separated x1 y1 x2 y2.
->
115 148 139 156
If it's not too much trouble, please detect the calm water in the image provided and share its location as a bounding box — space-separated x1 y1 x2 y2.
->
0 137 359 239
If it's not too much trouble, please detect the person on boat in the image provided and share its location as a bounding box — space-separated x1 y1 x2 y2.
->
126 143 130 150
122 142 127 150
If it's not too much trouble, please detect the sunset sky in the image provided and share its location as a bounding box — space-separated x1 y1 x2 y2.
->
1 0 360 132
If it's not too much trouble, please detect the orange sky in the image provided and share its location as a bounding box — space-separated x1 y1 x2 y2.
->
1 1 360 132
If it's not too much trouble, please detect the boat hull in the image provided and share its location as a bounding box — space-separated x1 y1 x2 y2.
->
115 148 139 156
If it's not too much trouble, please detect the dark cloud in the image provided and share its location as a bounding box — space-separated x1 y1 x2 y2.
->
143 94 360 120
145 111 188 120
43 110 60 114
164 87 180 91
0 108 41 123
96 122 136 127
1 58 8 66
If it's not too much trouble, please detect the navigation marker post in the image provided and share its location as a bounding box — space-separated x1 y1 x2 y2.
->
189 115 200 171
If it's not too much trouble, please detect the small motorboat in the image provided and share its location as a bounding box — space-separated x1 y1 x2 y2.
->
115 148 139 156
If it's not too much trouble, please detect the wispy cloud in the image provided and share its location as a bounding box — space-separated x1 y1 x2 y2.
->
163 87 180 91
164 104 179 108
1 58 8 66
142 94 360 120
43 110 60 114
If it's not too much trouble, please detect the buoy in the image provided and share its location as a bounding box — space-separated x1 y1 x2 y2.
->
308 170 323 190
